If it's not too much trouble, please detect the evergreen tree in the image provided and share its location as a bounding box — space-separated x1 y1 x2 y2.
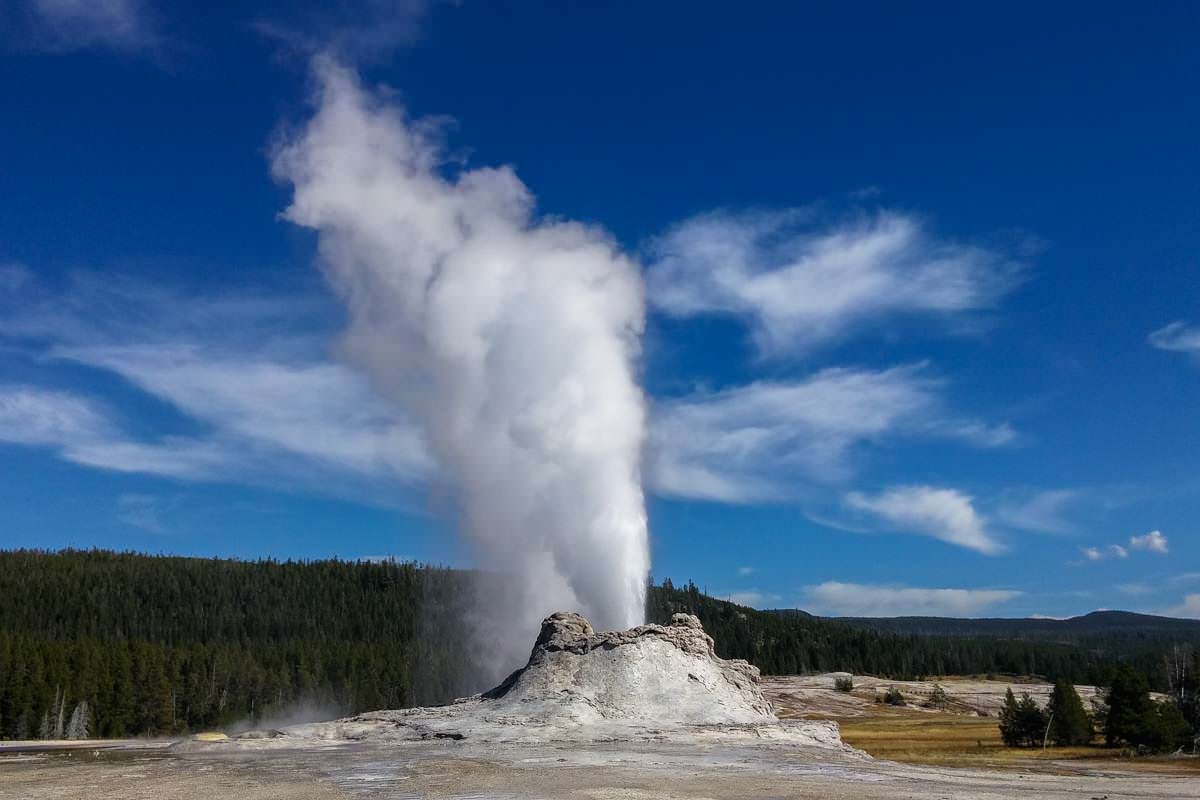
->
1104 666 1154 746
1047 679 1092 746
999 689 1048 747
1144 701 1193 752
998 688 1021 745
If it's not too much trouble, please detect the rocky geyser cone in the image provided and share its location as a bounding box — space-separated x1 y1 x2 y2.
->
480 611 774 725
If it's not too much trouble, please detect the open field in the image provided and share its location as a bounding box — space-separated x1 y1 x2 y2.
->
2 673 1196 799
836 712 1200 774
763 673 1199 774
761 673 1121 718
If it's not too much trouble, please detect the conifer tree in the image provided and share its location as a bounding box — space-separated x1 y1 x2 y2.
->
1104 666 1154 746
1047 678 1092 746
999 688 1022 745
999 689 1048 746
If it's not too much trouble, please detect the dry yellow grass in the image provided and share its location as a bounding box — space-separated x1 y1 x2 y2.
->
835 709 1200 774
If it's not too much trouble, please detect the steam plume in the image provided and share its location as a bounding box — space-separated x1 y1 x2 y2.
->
273 58 650 674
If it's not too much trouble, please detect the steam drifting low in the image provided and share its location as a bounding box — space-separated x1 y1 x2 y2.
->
272 58 650 672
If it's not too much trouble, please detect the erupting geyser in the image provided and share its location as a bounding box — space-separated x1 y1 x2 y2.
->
273 58 651 672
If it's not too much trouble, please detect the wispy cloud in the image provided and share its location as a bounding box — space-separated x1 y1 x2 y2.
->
254 0 432 64
0 272 429 501
844 484 1002 554
3 0 164 55
1129 530 1168 554
1077 531 1167 563
53 344 429 482
1161 594 1200 620
1149 321 1200 355
994 488 1085 535
648 364 1013 503
646 208 1022 356
0 385 113 447
115 492 168 533
720 589 782 609
736 566 755 576
1117 583 1152 596
1079 544 1128 562
803 581 1021 617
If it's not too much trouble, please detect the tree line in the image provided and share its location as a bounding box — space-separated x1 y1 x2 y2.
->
0 549 475 739
1 550 1195 740
647 578 1176 688
999 663 1198 753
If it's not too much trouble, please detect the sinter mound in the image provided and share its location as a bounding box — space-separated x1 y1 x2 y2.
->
229 612 849 748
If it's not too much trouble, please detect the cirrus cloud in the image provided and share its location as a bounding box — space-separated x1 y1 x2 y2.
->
648 364 1014 503
844 484 1002 554
3 0 164 55
803 581 1022 617
646 208 1023 356
1149 321 1200 355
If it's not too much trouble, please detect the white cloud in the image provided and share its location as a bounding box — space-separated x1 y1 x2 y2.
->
53 344 429 482
994 488 1084 535
844 485 1001 554
1079 544 1128 562
803 581 1021 617
1149 321 1200 354
721 589 782 609
648 364 1013 503
254 0 431 64
1161 594 1200 620
115 492 167 533
67 436 237 481
1129 530 1168 554
0 273 430 500
737 566 755 576
6 0 162 54
0 385 112 447
1117 583 1152 596
646 209 1022 356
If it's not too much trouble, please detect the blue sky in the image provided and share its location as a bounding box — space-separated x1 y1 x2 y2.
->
1 1 1198 619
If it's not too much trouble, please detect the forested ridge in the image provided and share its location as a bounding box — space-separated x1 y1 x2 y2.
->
650 580 1173 688
0 549 1190 739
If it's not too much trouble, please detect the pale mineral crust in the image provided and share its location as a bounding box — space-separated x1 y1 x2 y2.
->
228 612 849 749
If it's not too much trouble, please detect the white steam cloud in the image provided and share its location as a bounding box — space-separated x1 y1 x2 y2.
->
272 58 650 674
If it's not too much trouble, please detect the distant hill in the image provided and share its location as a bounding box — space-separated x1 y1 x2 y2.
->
819 610 1200 638
767 608 1200 652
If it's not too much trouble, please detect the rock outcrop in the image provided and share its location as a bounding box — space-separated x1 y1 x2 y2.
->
231 612 850 750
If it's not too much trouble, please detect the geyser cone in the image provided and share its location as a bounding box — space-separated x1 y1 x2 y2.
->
224 612 849 750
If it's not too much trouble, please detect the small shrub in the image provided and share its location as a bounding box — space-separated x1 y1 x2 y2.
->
884 687 906 706
833 676 854 693
926 683 949 710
